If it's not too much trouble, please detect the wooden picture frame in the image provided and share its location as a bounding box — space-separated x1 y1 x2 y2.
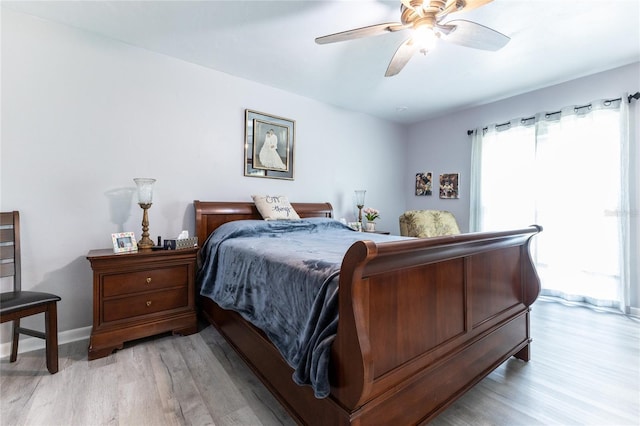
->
244 109 295 180
415 172 432 196
439 173 460 199
111 232 137 253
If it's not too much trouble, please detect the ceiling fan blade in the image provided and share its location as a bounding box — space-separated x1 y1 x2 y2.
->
401 0 415 10
461 0 494 12
385 38 417 77
439 19 509 51
443 0 494 13
315 22 408 45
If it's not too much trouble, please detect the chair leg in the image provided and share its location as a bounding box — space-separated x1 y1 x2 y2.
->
44 302 59 374
10 319 20 362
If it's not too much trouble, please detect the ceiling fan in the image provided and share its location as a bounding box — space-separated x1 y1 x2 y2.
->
315 0 510 77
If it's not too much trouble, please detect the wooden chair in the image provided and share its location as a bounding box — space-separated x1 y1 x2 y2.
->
0 211 61 374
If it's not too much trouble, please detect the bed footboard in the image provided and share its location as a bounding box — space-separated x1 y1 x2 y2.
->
331 226 542 424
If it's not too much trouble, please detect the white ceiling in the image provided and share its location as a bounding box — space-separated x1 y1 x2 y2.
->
3 0 640 124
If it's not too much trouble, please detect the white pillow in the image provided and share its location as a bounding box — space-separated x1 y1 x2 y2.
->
251 195 301 220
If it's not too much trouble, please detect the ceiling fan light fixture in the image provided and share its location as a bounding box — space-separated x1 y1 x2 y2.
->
413 25 437 51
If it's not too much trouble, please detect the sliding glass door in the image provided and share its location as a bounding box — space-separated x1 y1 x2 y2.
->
470 97 630 311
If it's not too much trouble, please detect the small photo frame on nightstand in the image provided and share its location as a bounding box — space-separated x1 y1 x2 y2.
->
112 232 138 253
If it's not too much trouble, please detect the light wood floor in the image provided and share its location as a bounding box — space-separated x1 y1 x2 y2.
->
1 299 638 425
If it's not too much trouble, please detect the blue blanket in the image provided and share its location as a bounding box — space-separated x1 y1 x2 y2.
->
197 218 409 398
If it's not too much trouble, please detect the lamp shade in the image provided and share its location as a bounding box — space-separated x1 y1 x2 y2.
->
134 178 156 204
354 190 366 206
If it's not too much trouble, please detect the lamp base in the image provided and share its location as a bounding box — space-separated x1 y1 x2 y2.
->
138 203 154 249
138 238 155 250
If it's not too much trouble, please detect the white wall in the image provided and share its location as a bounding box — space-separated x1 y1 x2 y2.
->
0 9 407 339
406 62 640 308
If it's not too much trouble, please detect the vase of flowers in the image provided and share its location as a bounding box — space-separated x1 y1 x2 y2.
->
363 208 380 231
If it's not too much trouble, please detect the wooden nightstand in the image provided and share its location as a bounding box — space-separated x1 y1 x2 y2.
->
364 230 390 235
86 248 198 360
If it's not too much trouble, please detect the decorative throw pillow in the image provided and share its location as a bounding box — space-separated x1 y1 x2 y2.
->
251 195 301 220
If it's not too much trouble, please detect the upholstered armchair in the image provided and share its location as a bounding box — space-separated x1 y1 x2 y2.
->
399 210 461 238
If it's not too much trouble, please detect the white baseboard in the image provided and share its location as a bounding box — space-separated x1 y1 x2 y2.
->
0 326 92 359
629 306 640 318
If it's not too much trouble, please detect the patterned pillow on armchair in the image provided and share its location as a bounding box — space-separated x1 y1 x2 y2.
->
399 210 461 238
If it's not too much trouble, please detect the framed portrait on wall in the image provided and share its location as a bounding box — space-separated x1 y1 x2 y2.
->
439 173 460 199
244 109 295 180
415 172 432 196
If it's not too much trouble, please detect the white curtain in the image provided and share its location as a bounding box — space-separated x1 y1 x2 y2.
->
469 96 632 312
470 121 536 232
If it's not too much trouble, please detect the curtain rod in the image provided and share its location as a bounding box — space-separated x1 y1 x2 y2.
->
466 91 640 136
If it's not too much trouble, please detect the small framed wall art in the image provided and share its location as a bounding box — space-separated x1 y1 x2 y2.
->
111 232 138 253
439 173 460 199
415 172 432 196
244 109 295 180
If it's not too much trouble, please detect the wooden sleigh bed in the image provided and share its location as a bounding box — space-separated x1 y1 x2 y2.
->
194 200 542 425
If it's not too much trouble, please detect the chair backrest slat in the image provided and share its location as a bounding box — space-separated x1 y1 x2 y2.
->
1 263 16 278
0 245 15 260
0 213 14 226
0 228 15 244
0 211 21 291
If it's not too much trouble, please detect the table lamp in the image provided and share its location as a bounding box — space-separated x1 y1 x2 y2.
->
134 178 156 249
354 190 366 224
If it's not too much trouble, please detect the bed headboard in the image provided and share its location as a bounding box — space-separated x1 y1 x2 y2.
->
193 200 333 245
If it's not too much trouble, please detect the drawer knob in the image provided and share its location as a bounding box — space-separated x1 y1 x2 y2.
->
146 301 152 307
145 277 152 284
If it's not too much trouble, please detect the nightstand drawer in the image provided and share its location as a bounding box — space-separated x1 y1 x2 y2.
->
103 265 188 297
103 288 188 322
